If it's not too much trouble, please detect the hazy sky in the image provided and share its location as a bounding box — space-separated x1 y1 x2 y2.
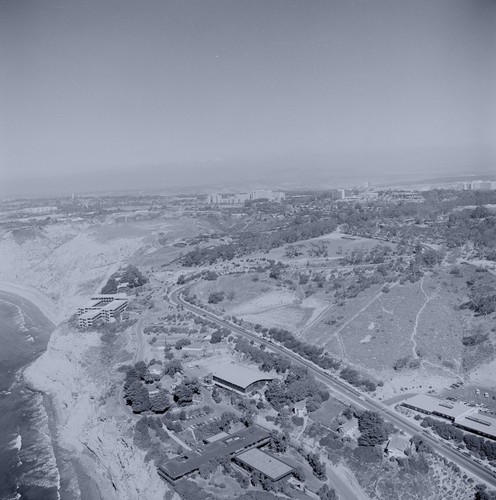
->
1 0 495 194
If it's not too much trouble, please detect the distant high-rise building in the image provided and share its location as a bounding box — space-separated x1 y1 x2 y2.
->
207 190 284 204
471 180 492 191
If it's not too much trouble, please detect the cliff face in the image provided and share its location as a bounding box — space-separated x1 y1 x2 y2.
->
0 222 148 319
1 221 176 499
24 326 171 500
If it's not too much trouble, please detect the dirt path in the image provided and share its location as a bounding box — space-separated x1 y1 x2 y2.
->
410 277 429 359
410 277 438 360
301 300 334 334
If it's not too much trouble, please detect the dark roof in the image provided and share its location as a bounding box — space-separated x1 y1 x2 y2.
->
158 425 270 481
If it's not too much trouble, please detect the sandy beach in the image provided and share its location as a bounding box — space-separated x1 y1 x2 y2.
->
0 280 61 325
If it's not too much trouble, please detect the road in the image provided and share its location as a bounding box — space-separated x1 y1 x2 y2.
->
170 284 496 489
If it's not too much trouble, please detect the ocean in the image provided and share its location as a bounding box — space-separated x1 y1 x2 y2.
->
0 292 59 500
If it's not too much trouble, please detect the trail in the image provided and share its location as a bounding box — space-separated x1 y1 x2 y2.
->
410 277 435 359
329 282 398 359
301 300 334 334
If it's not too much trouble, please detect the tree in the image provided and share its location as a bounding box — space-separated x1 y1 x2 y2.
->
173 379 200 406
317 484 338 500
126 381 151 413
150 389 170 413
163 359 183 376
269 430 288 453
307 452 327 480
134 361 148 379
357 411 391 446
175 338 191 350
101 276 118 294
210 330 224 343
208 291 225 304
219 411 237 431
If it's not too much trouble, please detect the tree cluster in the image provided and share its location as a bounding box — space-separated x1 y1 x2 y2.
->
101 265 148 293
265 366 329 412
265 327 341 371
208 291 225 304
339 366 377 392
180 218 338 267
307 451 327 480
357 411 393 446
234 338 291 373
173 378 201 406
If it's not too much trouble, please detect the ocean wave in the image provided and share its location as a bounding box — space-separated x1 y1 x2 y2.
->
10 304 29 333
9 434 22 451
17 394 61 495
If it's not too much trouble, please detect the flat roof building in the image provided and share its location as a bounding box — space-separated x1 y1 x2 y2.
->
234 448 294 482
158 426 270 483
402 394 474 421
212 363 277 394
402 395 496 441
77 294 128 328
90 293 127 303
204 431 229 444
78 309 103 328
100 299 128 321
455 412 496 440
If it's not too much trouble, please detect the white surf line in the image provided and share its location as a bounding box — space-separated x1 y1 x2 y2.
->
329 282 398 359
410 276 435 359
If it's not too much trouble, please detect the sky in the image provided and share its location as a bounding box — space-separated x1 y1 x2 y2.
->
1 0 495 196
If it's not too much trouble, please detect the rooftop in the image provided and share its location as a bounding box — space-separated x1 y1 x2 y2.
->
79 299 103 309
79 309 102 320
212 363 276 390
90 293 127 301
456 412 496 438
158 425 270 480
204 431 229 443
235 448 294 481
403 394 474 420
101 299 128 311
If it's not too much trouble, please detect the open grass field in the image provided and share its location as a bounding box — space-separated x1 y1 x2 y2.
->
308 396 347 427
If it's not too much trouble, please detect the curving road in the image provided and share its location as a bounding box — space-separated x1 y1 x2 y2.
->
170 284 496 489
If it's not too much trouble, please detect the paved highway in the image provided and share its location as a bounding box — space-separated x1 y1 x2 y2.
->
170 284 496 488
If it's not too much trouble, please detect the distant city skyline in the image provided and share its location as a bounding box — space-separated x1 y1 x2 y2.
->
1 0 495 197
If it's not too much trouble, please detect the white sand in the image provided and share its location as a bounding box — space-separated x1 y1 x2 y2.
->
0 280 60 325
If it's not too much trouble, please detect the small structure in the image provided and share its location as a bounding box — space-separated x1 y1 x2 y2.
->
385 435 410 456
204 431 229 444
211 363 277 394
293 400 307 418
234 448 294 482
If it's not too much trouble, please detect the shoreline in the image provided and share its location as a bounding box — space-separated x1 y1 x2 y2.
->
0 283 104 500
2 282 169 500
0 281 61 325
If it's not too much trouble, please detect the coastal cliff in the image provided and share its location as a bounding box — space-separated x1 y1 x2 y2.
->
0 222 176 499
24 326 170 500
